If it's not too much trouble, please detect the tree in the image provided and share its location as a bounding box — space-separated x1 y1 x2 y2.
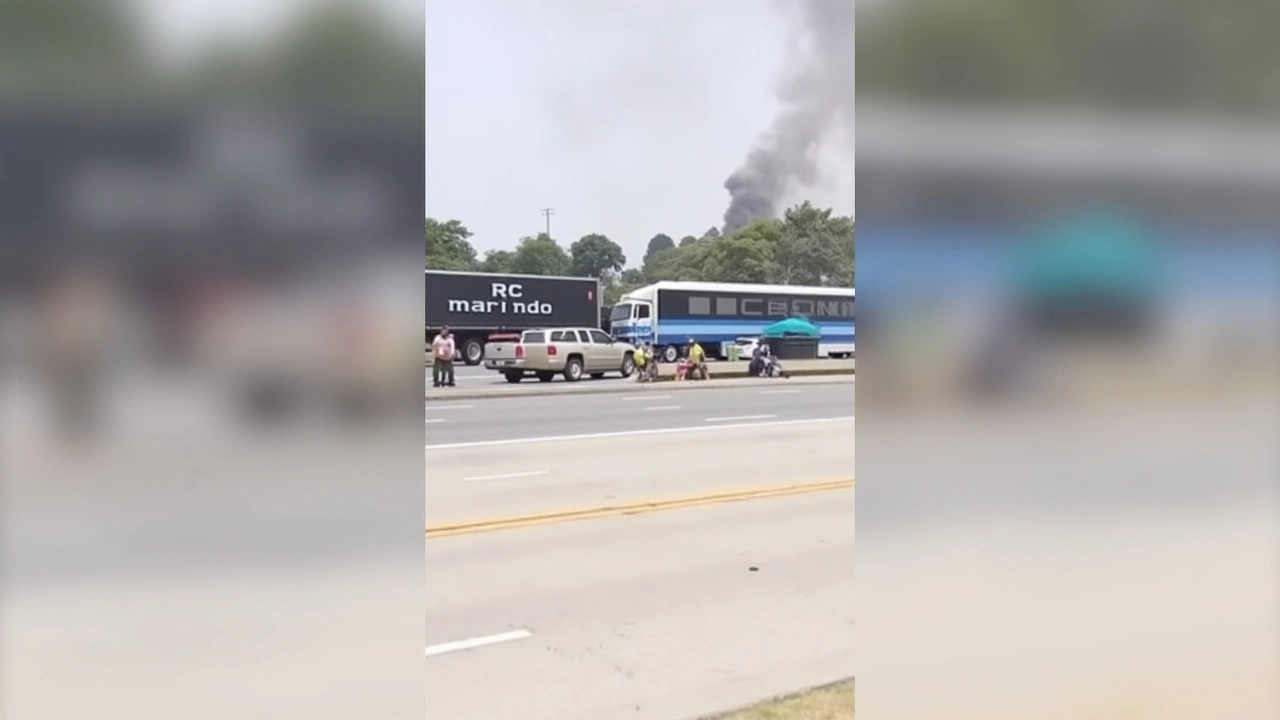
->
479 249 514 273
636 203 853 285
644 240 720 282
701 220 783 283
642 233 676 266
775 202 855 286
189 0 420 109
0 0 149 95
569 233 627 280
603 267 647 309
702 226 721 240
643 246 682 282
640 233 677 279
860 0 1280 113
510 233 571 276
423 202 851 287
425 218 478 270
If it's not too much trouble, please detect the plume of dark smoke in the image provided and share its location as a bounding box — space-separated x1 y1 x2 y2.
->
722 0 855 233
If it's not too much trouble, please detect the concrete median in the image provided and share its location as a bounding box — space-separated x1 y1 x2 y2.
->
425 359 854 401
650 358 853 381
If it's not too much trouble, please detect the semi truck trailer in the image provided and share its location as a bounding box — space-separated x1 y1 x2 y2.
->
425 269 601 365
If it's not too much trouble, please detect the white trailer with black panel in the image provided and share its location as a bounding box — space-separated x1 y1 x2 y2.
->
425 270 601 365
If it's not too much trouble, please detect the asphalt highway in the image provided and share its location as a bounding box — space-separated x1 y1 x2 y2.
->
426 415 855 525
429 363 617 388
3 396 424 719
425 419 855 720
855 392 1279 719
425 380 855 445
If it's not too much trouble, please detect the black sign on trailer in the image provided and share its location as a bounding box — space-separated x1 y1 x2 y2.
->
655 288 854 321
425 270 600 330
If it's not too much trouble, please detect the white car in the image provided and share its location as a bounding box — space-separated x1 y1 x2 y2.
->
732 336 760 361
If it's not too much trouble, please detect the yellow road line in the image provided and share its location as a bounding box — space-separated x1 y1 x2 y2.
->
426 478 855 539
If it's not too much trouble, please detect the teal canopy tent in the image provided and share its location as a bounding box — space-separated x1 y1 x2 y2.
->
1007 208 1163 338
762 317 821 338
1011 209 1159 304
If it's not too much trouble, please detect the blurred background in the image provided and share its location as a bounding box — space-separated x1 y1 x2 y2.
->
6 1 1279 718
1 1 423 718
856 1 1279 718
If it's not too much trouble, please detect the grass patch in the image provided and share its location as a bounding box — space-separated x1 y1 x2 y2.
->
706 679 854 720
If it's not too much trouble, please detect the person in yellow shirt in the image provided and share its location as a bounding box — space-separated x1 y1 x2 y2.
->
632 342 648 382
687 338 707 380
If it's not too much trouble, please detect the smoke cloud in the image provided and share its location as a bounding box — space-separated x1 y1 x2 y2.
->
722 0 855 233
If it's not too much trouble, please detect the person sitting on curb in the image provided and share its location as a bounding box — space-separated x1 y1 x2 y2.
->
633 342 651 382
686 338 708 380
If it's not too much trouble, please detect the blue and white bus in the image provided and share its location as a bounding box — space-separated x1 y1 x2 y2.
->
609 280 855 363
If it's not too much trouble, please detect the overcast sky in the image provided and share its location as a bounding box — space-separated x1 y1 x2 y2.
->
426 0 853 264
127 0 853 267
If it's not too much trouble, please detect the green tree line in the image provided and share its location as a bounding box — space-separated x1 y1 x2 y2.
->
426 202 854 307
860 0 1280 113
1 0 418 109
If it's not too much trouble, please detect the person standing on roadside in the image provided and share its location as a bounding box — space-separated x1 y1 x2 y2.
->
749 338 766 377
39 263 118 440
431 327 456 387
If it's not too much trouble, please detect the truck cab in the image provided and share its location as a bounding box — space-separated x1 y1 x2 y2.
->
608 300 653 346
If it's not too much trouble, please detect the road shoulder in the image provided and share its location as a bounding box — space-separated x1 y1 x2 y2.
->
426 371 854 401
704 679 854 720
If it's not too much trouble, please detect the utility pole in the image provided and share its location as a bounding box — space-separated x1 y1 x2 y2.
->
539 207 555 238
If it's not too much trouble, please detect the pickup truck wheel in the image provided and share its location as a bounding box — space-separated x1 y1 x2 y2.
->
504 371 523 383
620 353 635 378
536 371 554 382
462 339 484 365
564 358 584 382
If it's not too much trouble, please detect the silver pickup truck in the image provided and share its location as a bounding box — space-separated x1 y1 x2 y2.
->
484 327 636 383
